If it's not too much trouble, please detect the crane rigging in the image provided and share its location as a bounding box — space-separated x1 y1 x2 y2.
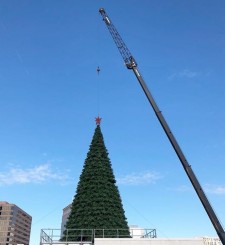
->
99 8 225 244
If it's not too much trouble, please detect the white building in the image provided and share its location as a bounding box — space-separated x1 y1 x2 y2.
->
129 225 145 238
60 204 72 237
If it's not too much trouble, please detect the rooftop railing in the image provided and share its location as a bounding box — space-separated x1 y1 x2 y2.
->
40 228 157 245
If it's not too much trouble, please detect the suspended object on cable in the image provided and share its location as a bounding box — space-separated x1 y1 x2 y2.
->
97 66 100 75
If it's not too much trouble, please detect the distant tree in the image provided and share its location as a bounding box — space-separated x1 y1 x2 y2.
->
61 124 130 241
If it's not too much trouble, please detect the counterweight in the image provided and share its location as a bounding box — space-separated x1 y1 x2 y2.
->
99 8 225 244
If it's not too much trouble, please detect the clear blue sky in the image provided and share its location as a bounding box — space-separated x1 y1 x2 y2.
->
1 1 225 244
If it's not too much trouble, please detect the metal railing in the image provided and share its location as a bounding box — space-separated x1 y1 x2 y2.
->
40 228 157 245
203 237 222 245
41 229 53 243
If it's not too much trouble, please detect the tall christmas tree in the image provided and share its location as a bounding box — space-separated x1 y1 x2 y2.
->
62 117 129 241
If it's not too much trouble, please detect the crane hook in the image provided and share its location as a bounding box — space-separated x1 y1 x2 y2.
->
97 66 100 75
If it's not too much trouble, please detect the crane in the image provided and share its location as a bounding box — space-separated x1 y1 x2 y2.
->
99 8 225 244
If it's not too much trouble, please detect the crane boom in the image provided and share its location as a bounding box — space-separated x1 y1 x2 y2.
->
99 8 225 244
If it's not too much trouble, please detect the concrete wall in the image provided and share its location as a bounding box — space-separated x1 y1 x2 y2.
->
40 237 221 245
95 238 205 245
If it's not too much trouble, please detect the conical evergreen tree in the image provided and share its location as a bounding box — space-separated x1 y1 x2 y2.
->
62 123 129 241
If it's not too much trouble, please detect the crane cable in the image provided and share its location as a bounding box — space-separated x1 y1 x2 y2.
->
96 66 101 117
96 19 102 119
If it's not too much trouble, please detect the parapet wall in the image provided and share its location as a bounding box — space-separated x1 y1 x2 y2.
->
95 238 205 245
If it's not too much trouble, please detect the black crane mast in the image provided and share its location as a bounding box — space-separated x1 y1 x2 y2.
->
99 8 225 244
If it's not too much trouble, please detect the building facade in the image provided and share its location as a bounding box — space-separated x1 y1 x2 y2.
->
60 204 72 237
0 201 32 245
